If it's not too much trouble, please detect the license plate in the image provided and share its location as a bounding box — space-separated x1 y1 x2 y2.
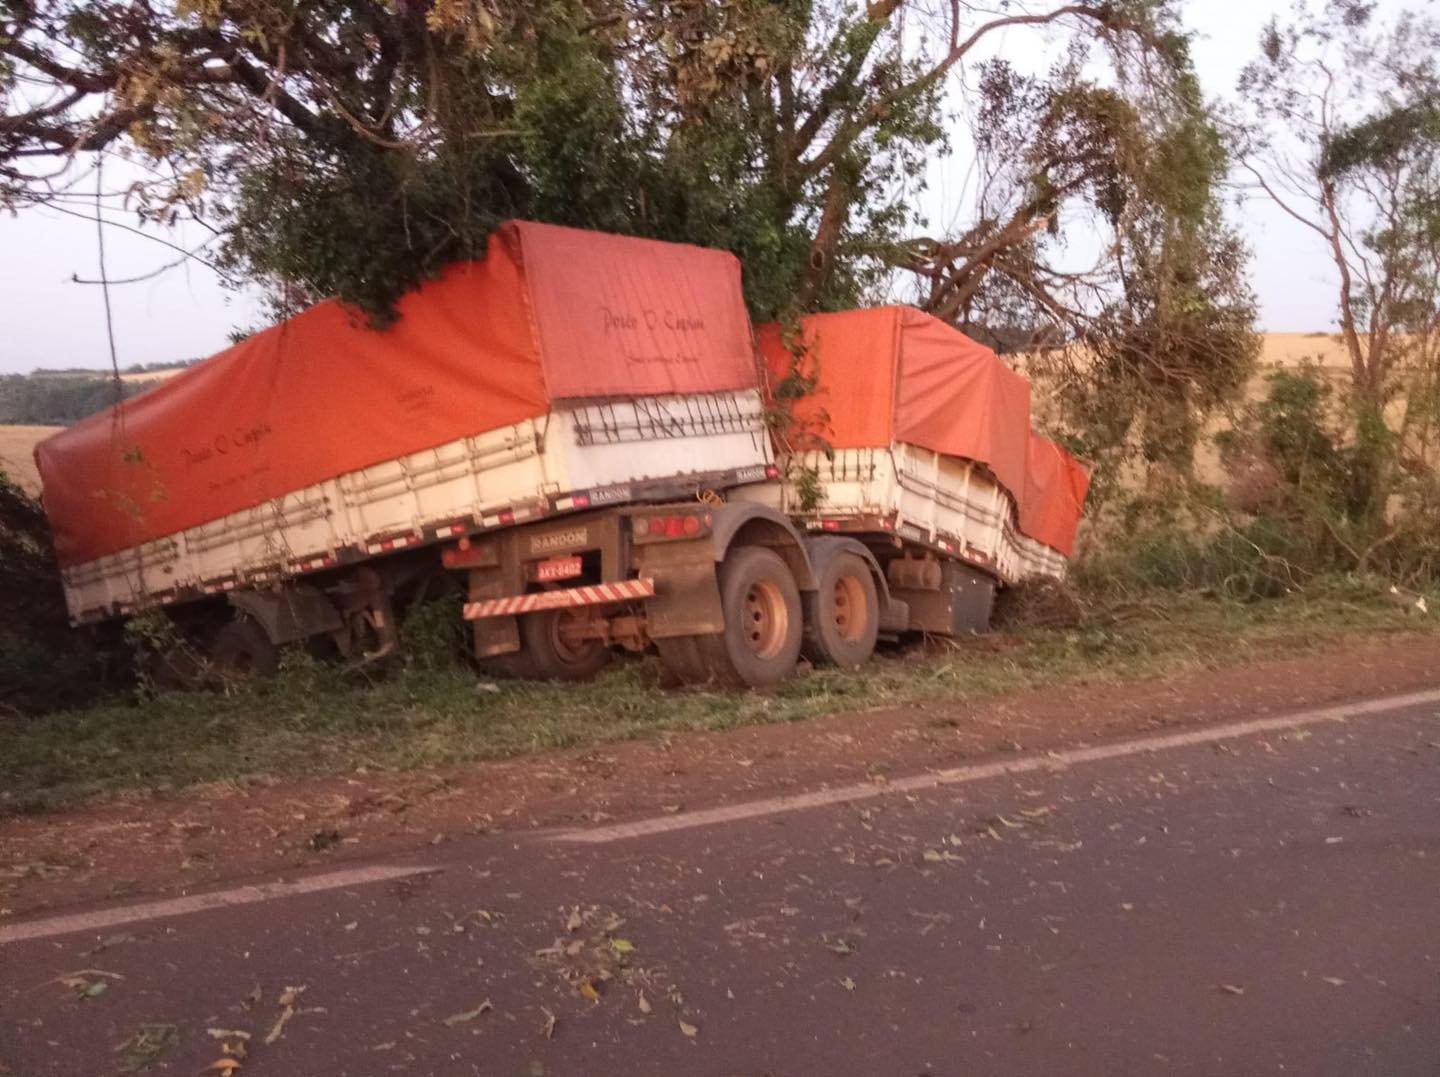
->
534 556 583 582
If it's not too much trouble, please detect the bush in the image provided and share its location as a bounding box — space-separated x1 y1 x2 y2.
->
0 471 122 713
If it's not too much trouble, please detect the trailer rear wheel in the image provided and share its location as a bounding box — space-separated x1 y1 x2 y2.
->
210 617 279 680
802 551 879 669
516 608 611 682
151 641 208 690
657 546 802 689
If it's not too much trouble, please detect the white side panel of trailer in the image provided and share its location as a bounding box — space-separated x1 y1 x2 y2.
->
741 442 1067 585
554 392 770 491
61 390 771 621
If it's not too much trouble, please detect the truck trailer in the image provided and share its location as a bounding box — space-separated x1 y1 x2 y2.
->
35 223 1088 689
746 306 1089 643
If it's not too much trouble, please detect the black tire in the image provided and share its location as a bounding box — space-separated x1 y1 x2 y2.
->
480 647 540 681
150 641 208 691
209 617 279 680
658 545 802 689
653 634 708 687
802 551 880 669
514 608 611 682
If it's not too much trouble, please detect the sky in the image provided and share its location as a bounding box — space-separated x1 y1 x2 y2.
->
0 1 1412 376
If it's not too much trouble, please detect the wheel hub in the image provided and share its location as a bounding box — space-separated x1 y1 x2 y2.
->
743 580 787 659
831 573 869 643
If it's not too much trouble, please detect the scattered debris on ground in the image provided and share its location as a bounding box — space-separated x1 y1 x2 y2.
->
992 577 1086 631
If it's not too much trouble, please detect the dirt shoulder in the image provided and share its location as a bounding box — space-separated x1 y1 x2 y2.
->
4 632 1437 921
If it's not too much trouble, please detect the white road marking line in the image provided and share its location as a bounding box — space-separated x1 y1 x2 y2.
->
549 687 1440 845
0 864 438 946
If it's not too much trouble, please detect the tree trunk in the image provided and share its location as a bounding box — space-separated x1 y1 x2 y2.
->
1348 378 1392 531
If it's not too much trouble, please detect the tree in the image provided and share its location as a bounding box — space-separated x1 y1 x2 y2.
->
3 0 1254 469
1240 0 1440 528
946 34 1258 477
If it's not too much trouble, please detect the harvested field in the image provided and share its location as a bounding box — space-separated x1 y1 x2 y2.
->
0 424 60 494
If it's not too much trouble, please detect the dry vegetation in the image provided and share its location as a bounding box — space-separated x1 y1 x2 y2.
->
0 425 60 494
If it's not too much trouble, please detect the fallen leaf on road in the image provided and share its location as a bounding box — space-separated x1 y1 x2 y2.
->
442 1000 493 1027
82 933 136 956
565 907 583 933
825 938 857 956
840 977 856 991
540 1010 557 1040
678 1019 699 1038
1321 977 1346 987
609 938 635 955
1218 984 1246 996
578 981 601 1002
52 968 123 1000
265 1009 294 1046
922 849 944 863
206 1030 251 1042
638 993 652 1015
908 911 952 936
113 1023 178 1074
203 1059 242 1075
265 985 307 1045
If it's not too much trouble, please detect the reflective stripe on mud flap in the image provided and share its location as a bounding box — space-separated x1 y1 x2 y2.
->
463 578 657 620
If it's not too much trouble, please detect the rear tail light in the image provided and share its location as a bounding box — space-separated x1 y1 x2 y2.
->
634 512 713 542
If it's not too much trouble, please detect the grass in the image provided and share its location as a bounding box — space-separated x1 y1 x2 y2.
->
1 585 1433 817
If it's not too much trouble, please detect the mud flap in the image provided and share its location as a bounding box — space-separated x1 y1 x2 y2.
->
635 545 726 640
891 561 996 635
468 567 521 657
228 585 342 646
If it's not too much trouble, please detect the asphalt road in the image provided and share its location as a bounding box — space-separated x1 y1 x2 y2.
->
2 693 1438 1076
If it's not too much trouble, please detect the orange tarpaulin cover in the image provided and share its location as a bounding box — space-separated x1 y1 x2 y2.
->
1021 432 1092 556
37 221 758 567
758 305 1088 556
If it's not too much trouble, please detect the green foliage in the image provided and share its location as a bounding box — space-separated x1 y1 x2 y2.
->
1073 520 1310 601
1242 4 1440 523
791 463 825 513
151 0 953 324
399 594 470 673
0 372 142 424
1321 96 1440 181
5 0 1234 359
967 18 1259 475
0 471 118 713
1200 365 1440 590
